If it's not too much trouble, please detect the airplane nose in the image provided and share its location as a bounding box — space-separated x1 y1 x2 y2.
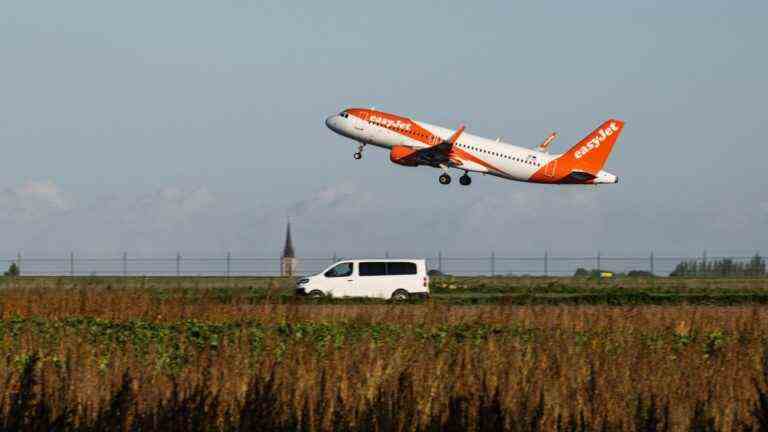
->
325 115 338 131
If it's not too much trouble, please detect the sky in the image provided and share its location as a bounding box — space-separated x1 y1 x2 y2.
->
1 1 767 258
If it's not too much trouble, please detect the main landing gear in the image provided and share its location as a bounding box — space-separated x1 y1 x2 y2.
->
353 143 365 160
439 172 471 186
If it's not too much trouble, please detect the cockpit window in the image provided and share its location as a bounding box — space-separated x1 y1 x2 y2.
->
339 111 349 119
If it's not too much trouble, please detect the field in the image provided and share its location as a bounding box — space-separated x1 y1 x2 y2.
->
2 276 768 431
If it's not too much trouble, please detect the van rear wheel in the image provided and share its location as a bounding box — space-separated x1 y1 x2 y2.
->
308 290 324 298
391 289 410 301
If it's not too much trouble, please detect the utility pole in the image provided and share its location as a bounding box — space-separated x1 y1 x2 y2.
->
176 252 181 277
650 251 655 276
438 251 443 273
597 251 601 271
70 252 75 277
123 252 128 277
226 252 231 278
16 252 21 276
490 251 496 277
544 251 549 277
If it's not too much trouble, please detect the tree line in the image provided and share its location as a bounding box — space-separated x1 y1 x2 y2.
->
670 254 766 277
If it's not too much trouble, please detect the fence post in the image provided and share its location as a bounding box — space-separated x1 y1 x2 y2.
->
490 251 495 276
226 252 231 278
123 252 127 277
544 251 549 277
17 252 22 276
70 252 75 277
650 251 655 275
176 252 181 277
438 251 443 273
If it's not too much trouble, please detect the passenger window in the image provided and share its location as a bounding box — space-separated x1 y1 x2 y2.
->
359 262 387 276
387 262 417 275
325 262 353 278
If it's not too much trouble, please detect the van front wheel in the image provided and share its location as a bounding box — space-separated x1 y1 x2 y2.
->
308 290 325 298
391 289 410 301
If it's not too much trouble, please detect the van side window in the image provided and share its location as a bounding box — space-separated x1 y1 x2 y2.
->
387 262 417 275
325 262 353 278
359 262 386 276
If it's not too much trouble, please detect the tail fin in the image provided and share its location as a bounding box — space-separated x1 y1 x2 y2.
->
561 119 624 174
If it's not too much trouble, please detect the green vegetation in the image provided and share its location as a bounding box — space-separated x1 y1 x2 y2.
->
427 275 768 305
671 253 766 277
574 268 652 277
3 262 19 277
0 278 768 429
2 275 768 306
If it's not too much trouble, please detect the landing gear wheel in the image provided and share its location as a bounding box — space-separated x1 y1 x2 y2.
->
459 174 472 186
353 152 362 160
391 289 410 301
438 173 451 185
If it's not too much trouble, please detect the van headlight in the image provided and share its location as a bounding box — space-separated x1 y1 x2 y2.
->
297 278 310 285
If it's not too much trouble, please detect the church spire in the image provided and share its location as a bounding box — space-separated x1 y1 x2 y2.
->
282 219 295 258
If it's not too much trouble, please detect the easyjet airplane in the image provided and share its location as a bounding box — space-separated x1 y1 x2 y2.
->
325 108 624 186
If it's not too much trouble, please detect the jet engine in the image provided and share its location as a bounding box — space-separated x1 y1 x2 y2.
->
389 146 419 166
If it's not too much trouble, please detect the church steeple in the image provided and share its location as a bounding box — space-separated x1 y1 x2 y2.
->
282 220 295 258
281 219 298 276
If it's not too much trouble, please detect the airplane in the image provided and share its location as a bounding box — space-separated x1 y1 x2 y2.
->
325 108 624 186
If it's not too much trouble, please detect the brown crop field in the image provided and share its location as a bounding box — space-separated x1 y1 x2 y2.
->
1 277 768 430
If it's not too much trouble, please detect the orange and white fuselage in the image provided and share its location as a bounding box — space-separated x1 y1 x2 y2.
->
325 108 624 186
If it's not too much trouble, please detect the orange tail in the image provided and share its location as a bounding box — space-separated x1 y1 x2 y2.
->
561 119 625 174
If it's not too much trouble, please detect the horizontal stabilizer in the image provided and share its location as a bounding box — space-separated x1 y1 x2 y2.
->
564 171 597 182
536 132 557 153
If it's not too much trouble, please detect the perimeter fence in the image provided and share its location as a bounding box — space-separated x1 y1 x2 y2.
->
1 252 765 277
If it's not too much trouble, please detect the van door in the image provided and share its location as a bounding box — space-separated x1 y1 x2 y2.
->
323 262 355 297
356 262 388 298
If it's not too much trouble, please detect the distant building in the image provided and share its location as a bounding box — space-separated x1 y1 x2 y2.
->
281 220 298 277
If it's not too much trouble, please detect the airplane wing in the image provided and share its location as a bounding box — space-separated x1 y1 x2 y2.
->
411 125 465 164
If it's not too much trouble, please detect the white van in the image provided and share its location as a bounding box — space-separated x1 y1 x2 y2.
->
295 259 429 300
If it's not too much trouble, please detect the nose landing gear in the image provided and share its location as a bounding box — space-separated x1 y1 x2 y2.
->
438 173 452 185
459 173 472 186
353 143 365 160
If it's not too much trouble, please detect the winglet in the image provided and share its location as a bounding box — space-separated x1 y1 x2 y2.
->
536 132 557 153
447 125 466 144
